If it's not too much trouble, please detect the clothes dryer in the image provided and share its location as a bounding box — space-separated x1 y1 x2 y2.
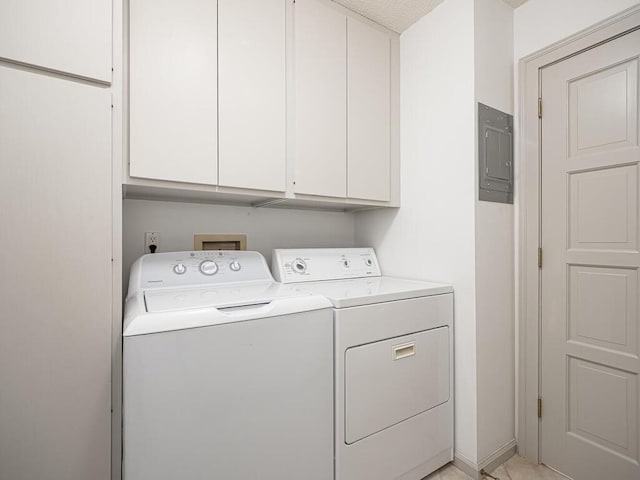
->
273 248 454 480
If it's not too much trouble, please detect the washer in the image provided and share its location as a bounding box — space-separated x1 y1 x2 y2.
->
123 250 333 480
273 248 454 480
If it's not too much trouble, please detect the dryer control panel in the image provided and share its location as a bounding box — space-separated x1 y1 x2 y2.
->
272 248 381 283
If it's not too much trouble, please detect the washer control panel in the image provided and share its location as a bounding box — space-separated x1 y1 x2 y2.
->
136 250 272 290
272 248 381 283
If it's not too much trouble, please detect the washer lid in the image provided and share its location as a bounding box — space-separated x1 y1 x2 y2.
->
143 281 306 313
123 282 332 336
297 277 452 308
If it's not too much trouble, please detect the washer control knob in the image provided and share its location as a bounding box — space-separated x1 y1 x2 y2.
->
365 258 373 267
199 260 218 276
229 261 241 272
292 258 307 273
173 263 187 275
343 259 350 268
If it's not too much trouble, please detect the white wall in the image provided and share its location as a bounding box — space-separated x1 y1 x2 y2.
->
514 0 640 61
474 0 515 464
123 199 356 291
355 0 479 462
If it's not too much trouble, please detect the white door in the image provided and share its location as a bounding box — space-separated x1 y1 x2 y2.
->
218 0 286 192
0 65 112 480
294 0 347 198
129 0 218 185
541 28 640 480
347 17 391 202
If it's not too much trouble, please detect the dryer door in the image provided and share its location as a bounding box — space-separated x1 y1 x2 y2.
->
344 326 450 444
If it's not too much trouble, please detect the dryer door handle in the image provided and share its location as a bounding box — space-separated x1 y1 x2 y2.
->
392 342 415 360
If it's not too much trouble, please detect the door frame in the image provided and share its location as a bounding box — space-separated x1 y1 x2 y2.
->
518 4 640 464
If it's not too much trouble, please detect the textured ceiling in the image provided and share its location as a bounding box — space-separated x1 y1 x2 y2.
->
332 0 528 33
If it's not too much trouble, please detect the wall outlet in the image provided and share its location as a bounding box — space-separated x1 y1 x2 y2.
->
144 232 160 253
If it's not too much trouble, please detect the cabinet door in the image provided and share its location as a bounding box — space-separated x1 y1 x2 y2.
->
0 0 111 82
347 18 391 201
130 0 218 185
294 0 347 198
0 66 111 480
218 0 286 192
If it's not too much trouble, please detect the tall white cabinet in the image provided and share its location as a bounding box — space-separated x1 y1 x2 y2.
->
0 68 112 479
0 1 114 479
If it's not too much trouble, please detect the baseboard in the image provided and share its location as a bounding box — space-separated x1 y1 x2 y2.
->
453 453 482 480
454 440 517 479
479 440 517 473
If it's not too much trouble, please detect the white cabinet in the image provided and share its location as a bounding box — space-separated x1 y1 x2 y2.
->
0 0 112 82
126 0 398 208
129 0 218 185
218 0 286 192
294 0 347 198
347 17 391 202
0 65 112 480
294 0 392 202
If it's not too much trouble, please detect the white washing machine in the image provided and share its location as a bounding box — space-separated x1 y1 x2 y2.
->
272 248 454 480
123 250 334 480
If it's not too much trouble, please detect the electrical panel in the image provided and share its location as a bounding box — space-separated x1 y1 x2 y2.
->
478 103 513 204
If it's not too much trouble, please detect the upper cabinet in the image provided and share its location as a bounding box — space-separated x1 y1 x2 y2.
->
347 17 391 202
0 0 112 82
126 0 399 209
129 0 218 185
218 0 287 192
294 0 393 202
294 0 347 198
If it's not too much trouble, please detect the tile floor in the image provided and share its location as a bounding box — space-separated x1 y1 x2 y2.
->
425 454 569 480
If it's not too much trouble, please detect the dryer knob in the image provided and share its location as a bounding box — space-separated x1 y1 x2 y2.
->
173 263 187 275
199 260 219 276
293 258 307 273
229 261 241 272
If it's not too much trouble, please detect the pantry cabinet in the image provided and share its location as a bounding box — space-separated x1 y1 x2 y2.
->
129 0 218 185
0 0 112 82
0 65 112 480
218 0 287 192
293 0 347 198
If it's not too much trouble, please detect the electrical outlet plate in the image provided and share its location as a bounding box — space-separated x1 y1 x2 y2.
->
144 232 160 253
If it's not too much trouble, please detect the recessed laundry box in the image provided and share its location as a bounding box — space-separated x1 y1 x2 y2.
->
345 326 450 444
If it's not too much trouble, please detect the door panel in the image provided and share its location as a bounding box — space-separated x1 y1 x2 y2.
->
0 65 112 480
294 0 347 198
347 17 391 201
0 0 112 82
541 28 640 480
218 0 286 192
129 0 218 185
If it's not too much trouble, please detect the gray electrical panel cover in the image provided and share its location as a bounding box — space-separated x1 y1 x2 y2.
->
478 103 513 204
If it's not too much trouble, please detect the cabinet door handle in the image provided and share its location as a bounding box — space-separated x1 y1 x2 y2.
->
392 342 415 360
